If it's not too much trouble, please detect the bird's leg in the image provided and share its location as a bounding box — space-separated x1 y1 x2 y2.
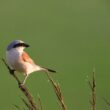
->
22 75 29 85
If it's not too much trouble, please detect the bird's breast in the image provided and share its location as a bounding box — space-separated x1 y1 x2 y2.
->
6 50 22 69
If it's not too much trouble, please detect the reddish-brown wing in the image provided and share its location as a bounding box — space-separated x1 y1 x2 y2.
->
22 51 35 64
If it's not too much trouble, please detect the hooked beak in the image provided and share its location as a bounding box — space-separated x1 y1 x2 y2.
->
23 43 30 48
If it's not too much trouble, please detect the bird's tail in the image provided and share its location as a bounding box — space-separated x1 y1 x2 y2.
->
42 67 56 73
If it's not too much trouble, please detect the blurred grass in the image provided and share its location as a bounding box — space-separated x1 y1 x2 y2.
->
0 0 110 110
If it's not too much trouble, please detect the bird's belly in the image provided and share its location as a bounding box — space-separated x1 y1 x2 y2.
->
12 62 26 73
8 59 35 75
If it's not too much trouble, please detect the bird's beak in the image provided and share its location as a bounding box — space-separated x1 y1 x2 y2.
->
23 43 30 48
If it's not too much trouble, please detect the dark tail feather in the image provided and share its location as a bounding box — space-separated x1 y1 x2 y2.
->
43 67 56 73
47 68 56 73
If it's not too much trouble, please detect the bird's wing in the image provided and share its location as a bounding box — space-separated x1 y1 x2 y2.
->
22 51 35 64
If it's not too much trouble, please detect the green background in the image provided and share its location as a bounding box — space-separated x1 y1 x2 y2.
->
0 0 110 110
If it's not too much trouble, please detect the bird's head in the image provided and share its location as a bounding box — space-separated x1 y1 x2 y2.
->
7 40 30 51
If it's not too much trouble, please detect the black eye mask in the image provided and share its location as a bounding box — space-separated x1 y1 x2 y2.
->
13 43 30 48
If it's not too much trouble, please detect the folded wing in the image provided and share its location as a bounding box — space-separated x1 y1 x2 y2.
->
22 51 35 65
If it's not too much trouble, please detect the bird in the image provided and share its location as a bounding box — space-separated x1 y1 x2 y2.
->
6 40 56 84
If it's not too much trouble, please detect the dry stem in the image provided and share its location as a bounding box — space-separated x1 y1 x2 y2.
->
38 94 44 110
46 72 67 110
89 69 96 110
103 98 110 107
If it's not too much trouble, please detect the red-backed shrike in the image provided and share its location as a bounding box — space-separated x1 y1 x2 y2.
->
6 40 56 84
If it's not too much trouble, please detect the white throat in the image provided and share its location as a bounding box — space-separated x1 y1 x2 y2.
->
15 47 25 53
